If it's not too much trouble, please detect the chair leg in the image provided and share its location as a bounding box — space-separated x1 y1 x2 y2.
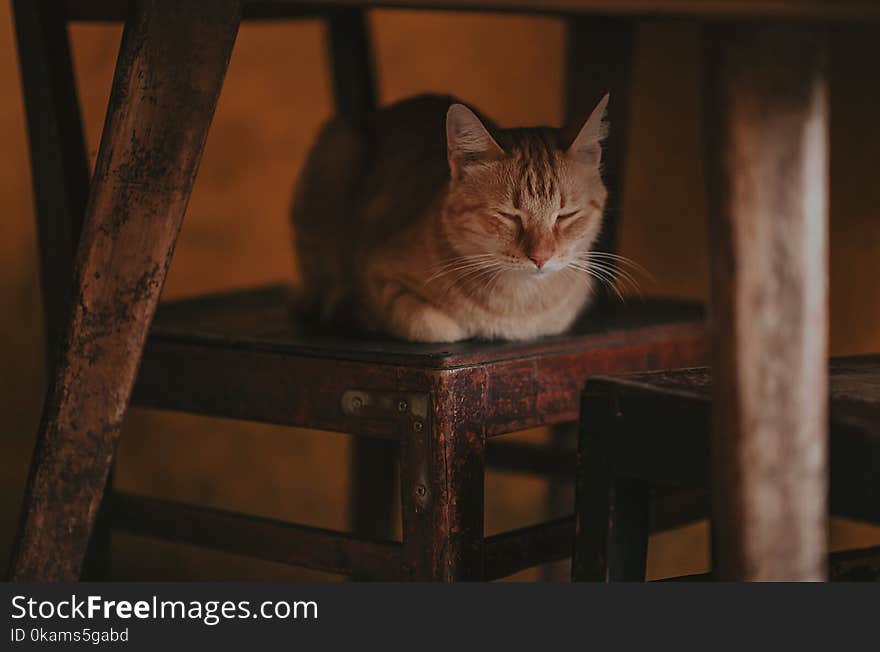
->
327 8 377 123
556 15 636 581
327 7 392 575
81 465 113 581
8 0 240 581
573 389 650 582
606 478 650 581
704 24 829 581
542 422 576 580
572 392 612 581
12 0 91 367
401 375 486 581
564 15 635 308
574 469 650 583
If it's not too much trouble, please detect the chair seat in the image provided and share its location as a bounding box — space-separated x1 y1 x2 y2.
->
583 356 880 523
148 284 704 369
132 284 706 435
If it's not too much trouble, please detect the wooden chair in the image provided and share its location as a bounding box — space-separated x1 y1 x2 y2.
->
11 0 878 582
572 356 880 581
9 0 707 581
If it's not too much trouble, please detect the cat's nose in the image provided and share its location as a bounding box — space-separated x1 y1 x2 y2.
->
528 255 548 269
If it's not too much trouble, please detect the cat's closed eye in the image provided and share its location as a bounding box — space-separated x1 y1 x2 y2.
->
496 211 523 229
556 210 581 221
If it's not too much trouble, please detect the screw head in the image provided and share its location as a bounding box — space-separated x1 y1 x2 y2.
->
350 396 363 410
397 400 408 413
413 420 423 432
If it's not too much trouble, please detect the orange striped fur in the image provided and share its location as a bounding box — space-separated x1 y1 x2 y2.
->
290 94 609 342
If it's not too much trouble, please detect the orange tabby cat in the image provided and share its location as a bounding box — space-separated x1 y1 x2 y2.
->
291 94 609 342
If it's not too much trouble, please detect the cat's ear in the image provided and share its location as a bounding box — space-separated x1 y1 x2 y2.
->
446 104 504 174
566 93 609 166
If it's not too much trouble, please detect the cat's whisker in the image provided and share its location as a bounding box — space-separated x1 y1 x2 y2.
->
562 267 597 291
583 258 652 284
562 266 595 285
577 251 655 282
582 260 643 297
566 262 627 303
465 265 505 288
434 253 497 264
436 261 504 294
427 254 495 273
571 265 617 290
573 252 649 298
576 253 645 275
425 258 500 284
566 268 613 301
488 266 513 294
592 267 641 300
429 253 497 271
428 259 493 275
478 268 503 296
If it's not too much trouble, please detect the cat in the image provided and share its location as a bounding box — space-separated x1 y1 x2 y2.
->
290 93 610 342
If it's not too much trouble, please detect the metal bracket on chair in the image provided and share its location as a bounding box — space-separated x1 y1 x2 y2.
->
340 390 428 422
341 389 433 514
337 389 431 441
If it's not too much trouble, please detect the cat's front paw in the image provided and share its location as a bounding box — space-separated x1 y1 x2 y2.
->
393 306 467 343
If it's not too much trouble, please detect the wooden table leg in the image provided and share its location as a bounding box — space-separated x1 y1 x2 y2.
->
704 24 829 581
8 0 240 581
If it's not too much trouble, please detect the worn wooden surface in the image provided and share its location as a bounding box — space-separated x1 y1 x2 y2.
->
138 344 436 437
63 0 880 21
704 24 830 581
9 0 240 581
585 356 879 403
400 368 488 580
145 284 705 369
81 465 113 580
12 0 90 367
132 288 706 433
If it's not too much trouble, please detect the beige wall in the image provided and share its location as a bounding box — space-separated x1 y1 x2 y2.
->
1 8 878 579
